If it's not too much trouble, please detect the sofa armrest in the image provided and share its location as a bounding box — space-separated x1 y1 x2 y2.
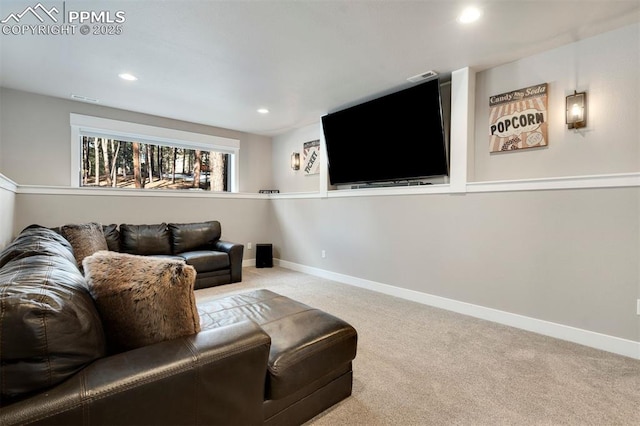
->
214 240 244 282
0 321 270 426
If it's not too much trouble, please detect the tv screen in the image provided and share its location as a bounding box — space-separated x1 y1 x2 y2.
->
321 79 448 186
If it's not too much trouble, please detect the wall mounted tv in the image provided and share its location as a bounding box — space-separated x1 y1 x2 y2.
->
321 78 448 186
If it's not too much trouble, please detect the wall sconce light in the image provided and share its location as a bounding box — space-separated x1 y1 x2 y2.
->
566 90 587 129
290 152 300 170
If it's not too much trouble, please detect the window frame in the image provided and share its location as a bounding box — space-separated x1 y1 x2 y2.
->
70 114 240 192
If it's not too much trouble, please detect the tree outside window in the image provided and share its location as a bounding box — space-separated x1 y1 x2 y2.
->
80 136 230 191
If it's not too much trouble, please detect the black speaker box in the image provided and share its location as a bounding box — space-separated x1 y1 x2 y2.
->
256 244 273 268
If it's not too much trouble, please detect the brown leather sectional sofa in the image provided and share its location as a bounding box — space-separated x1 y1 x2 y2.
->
97 221 244 289
0 225 358 425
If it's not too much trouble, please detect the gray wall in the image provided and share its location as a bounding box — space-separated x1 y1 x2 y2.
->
268 17 638 192
0 86 3 162
0 180 15 250
13 193 272 261
473 24 639 181
271 188 639 341
0 88 274 254
0 88 273 192
271 122 321 193
0 89 13 250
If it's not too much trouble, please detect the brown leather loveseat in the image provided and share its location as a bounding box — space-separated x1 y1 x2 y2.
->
0 225 358 425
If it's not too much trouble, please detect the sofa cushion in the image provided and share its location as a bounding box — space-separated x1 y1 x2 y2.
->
168 221 221 254
198 290 358 399
102 224 121 252
0 225 77 268
83 251 200 353
119 223 172 255
0 253 106 404
60 222 109 270
179 250 229 273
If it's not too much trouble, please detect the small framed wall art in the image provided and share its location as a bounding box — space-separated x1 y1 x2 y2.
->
303 139 320 175
489 83 548 152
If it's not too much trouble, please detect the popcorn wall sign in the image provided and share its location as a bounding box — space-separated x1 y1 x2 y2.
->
489 83 548 152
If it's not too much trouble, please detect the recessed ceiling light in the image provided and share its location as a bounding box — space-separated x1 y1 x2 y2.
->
118 73 138 81
457 6 482 24
257 108 269 114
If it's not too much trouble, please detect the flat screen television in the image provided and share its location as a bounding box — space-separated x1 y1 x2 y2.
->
321 78 448 186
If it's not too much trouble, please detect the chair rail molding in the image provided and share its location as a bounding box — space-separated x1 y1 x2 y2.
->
0 173 18 193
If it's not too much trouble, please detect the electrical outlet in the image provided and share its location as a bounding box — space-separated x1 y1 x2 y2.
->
321 250 326 259
637 299 640 316
247 242 252 250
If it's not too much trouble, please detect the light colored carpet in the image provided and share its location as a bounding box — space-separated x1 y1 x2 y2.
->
196 267 640 425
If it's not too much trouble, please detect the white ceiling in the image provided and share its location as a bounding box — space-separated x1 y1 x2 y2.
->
1 0 639 136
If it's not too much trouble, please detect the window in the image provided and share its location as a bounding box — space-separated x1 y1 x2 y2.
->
80 137 230 191
70 114 239 192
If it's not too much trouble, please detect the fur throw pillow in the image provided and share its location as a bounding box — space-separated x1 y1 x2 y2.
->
83 251 200 353
60 222 108 271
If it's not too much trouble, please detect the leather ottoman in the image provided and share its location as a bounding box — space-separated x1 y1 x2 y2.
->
198 289 358 425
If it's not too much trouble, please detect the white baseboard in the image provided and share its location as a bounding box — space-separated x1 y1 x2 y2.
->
243 258 256 267
275 259 640 360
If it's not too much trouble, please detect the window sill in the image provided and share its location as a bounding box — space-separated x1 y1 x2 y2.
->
15 185 268 199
